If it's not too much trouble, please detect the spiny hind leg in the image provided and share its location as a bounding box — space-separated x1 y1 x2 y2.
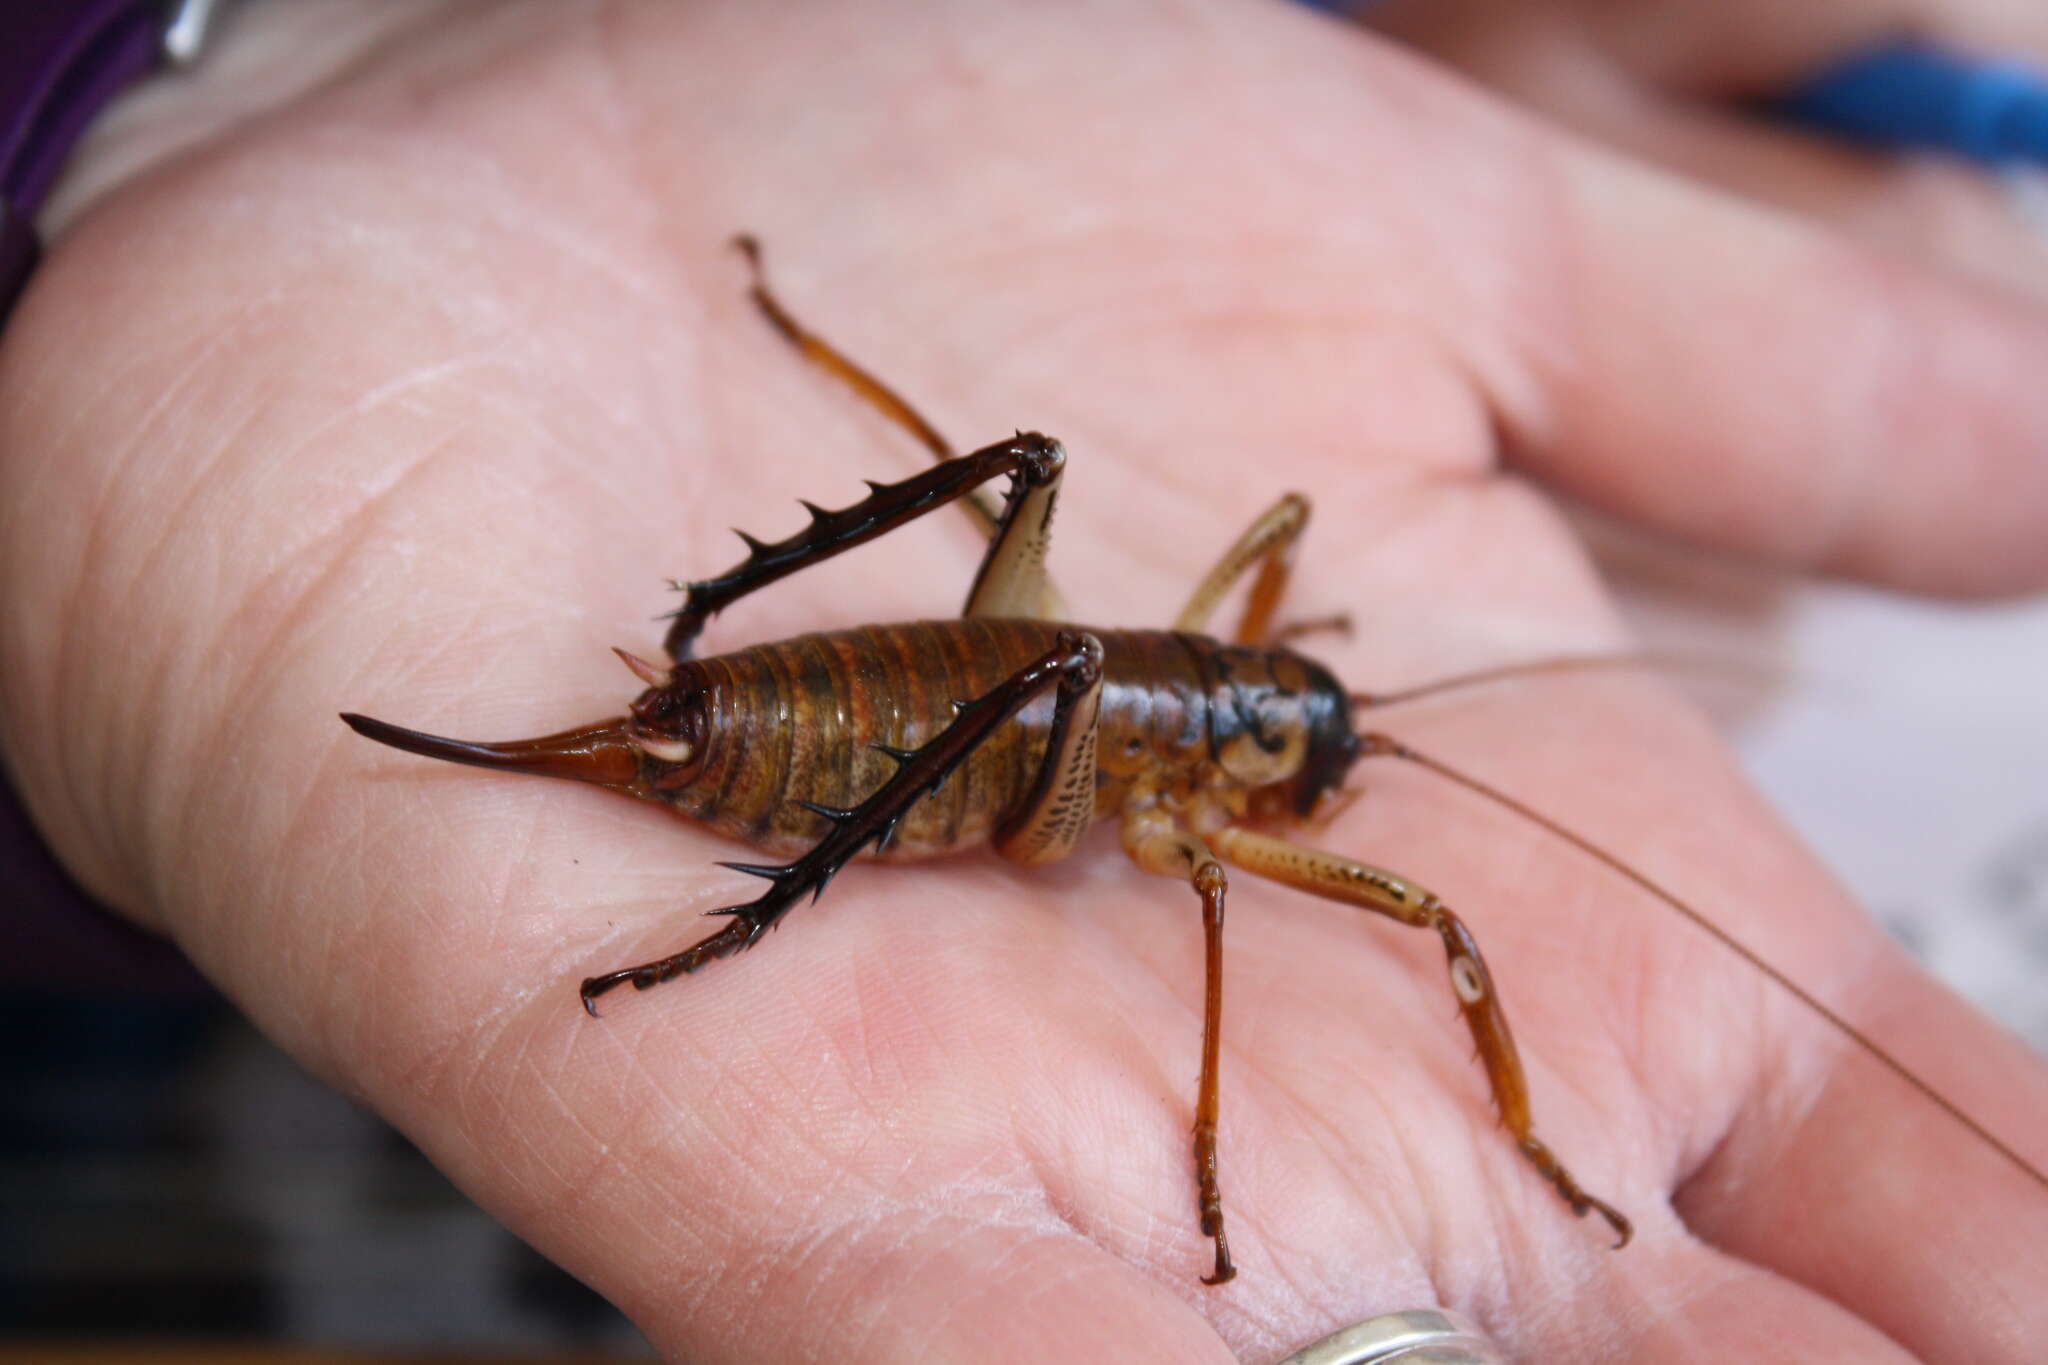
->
735 234 1003 536
741 231 1069 620
1121 800 1235 1285
1208 824 1632 1247
582 631 1105 1011
663 433 1063 660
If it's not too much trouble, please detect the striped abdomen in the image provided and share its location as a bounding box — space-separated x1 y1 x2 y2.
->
653 619 1356 860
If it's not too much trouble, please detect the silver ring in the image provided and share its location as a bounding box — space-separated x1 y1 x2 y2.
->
1275 1308 1507 1365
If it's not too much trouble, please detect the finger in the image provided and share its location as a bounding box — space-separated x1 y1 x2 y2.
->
1364 2 2048 301
1673 952 2048 1365
1495 129 2048 597
1546 0 2048 92
1348 4 2048 595
1363 0 2048 100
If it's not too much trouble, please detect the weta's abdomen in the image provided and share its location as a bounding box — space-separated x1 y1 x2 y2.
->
666 620 1058 858
666 620 1347 859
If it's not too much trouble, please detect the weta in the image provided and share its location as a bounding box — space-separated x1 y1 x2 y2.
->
342 238 2043 1286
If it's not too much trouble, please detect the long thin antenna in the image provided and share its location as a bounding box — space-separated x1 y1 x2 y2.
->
1350 651 1759 711
1352 730 2048 1194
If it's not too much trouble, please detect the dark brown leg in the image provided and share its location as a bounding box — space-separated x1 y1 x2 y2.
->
727 236 1069 625
735 234 1004 536
1172 493 1309 645
1209 824 1632 1248
582 631 1104 1012
1121 803 1236 1284
663 432 1063 660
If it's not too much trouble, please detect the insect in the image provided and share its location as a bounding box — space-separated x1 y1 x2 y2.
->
341 237 2044 1287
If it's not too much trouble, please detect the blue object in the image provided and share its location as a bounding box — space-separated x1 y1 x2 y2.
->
1778 40 2048 165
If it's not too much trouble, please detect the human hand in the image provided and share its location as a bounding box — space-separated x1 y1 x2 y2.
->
4 2 2045 1361
1361 0 2048 299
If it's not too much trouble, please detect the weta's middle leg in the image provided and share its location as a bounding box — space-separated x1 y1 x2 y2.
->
1172 493 1353 647
1121 800 1236 1285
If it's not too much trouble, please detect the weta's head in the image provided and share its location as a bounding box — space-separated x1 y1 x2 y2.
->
340 650 709 801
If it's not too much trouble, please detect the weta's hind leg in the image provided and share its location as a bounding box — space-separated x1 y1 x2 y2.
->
1209 825 1632 1247
992 631 1102 866
583 631 1105 1011
960 436 1067 621
737 233 955 469
663 433 1063 659
736 235 1066 616
736 234 1005 536
672 238 1071 658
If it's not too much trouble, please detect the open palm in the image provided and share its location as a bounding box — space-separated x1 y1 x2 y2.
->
4 3 2046 1361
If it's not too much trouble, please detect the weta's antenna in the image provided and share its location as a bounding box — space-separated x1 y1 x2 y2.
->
1348 651 1760 711
1350 729 2048 1195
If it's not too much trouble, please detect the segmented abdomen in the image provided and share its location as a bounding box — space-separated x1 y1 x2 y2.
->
665 619 1342 859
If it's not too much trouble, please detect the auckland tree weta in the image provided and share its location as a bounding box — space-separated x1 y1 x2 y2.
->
341 238 2046 1289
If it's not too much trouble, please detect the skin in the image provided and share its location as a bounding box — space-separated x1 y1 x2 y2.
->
4 0 2047 1359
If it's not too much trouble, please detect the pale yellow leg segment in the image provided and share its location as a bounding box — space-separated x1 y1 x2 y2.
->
993 651 1101 865
961 446 1068 621
1121 802 1236 1284
1209 825 1632 1247
1172 493 1309 645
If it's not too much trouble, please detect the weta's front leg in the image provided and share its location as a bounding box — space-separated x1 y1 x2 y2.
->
1210 825 1632 1248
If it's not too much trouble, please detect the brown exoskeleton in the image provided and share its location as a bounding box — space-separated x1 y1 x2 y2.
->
342 238 2045 1287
